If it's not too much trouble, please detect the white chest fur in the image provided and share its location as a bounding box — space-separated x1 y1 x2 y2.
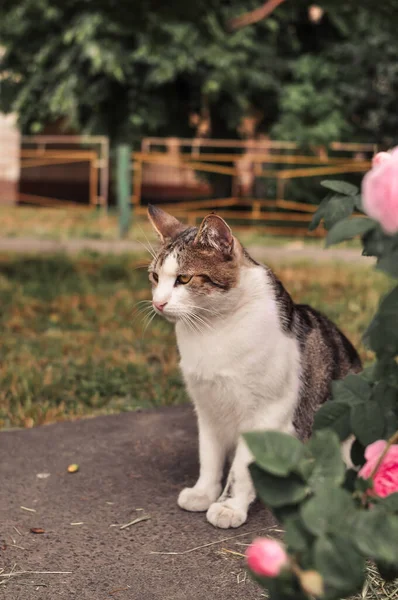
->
176 266 301 433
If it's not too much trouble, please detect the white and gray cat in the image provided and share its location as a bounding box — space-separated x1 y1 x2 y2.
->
147 205 361 529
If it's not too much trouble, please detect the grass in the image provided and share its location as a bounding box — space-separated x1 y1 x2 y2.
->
351 563 398 600
0 252 389 430
0 206 361 249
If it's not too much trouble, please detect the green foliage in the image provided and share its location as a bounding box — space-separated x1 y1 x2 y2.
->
247 425 398 599
1 1 398 144
245 431 307 476
249 178 398 599
326 218 376 247
314 535 365 598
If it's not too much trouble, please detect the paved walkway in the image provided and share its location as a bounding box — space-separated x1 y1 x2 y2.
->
0 236 370 264
1 406 276 599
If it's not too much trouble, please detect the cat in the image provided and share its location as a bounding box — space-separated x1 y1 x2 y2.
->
146 205 362 529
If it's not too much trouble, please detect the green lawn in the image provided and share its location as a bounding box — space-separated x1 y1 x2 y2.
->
0 206 361 249
0 252 389 430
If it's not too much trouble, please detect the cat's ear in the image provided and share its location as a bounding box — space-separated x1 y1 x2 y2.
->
147 205 186 242
194 214 234 254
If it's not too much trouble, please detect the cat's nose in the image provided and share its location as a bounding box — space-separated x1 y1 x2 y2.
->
153 301 167 312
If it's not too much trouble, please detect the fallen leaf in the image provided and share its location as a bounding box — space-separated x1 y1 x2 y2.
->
30 528 45 534
67 464 79 473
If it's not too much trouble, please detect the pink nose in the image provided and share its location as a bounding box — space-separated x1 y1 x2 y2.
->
154 301 167 312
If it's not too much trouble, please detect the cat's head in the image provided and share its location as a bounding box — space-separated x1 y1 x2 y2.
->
147 205 245 324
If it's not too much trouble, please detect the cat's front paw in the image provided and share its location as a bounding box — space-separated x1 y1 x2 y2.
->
206 500 247 529
178 485 221 512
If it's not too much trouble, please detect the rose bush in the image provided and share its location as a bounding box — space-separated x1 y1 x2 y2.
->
245 155 398 599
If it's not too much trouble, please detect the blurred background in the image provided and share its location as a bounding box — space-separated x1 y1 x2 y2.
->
0 0 396 429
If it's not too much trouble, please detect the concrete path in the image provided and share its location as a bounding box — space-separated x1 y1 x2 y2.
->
0 236 370 264
1 406 276 599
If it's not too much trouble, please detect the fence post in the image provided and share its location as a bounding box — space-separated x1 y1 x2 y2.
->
117 144 132 238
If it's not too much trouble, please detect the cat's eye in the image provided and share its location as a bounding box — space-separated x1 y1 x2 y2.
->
151 272 159 283
176 274 192 285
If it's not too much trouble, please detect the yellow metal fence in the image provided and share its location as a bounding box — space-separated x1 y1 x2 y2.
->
19 136 109 209
132 139 373 236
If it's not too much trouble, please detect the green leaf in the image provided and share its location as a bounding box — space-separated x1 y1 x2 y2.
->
296 455 315 481
355 509 398 563
284 515 314 552
377 251 398 278
249 464 309 508
244 431 306 477
374 359 398 390
351 400 385 446
314 534 365 596
355 475 372 493
378 493 398 514
362 227 398 258
313 401 352 440
331 373 372 406
326 217 376 247
309 197 330 231
321 180 359 196
301 487 357 536
273 504 301 523
343 468 359 492
323 195 355 230
365 285 398 357
310 193 356 232
372 382 398 437
361 363 378 383
307 430 346 492
353 194 364 211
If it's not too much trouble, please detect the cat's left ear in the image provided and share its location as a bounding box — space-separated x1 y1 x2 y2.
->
194 214 234 254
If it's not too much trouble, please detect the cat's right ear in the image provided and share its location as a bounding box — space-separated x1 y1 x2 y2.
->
147 205 186 243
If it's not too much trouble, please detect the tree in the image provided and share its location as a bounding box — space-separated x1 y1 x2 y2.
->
1 0 398 146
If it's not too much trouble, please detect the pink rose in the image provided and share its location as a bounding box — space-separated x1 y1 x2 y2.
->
372 152 392 167
358 440 398 498
362 147 398 234
246 538 289 577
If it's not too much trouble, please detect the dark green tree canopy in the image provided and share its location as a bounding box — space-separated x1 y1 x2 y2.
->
1 0 398 146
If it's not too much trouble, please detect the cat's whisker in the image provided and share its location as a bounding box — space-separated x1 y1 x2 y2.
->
132 263 150 271
188 310 215 333
131 300 153 316
132 302 154 325
142 310 157 337
186 304 223 319
132 305 153 319
132 237 156 260
133 300 153 307
184 312 206 335
180 313 196 335
137 224 157 259
180 314 194 335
